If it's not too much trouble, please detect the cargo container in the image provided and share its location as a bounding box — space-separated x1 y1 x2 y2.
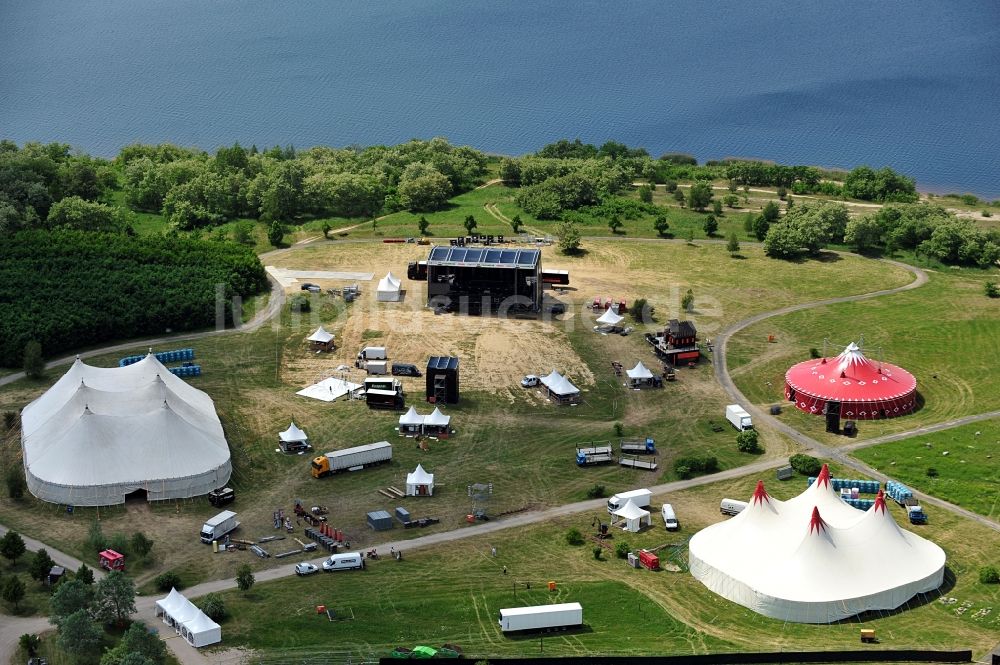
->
498 603 583 633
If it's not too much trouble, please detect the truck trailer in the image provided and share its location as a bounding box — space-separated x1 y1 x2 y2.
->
498 603 583 633
200 510 240 544
619 455 658 471
620 437 656 454
725 404 753 431
607 488 652 513
312 441 393 478
576 444 613 466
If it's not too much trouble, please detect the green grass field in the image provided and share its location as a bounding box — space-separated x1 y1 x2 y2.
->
727 270 1000 445
852 419 1000 520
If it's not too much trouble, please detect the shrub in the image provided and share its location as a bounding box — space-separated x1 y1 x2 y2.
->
673 455 719 479
565 528 584 546
736 429 763 454
130 532 153 559
200 593 227 621
267 220 284 247
6 468 26 500
85 521 107 555
809 347 821 359
586 484 607 499
592 547 603 560
289 293 310 313
789 454 823 476
615 541 630 559
776 186 787 200
926 467 939 478
614 422 624 437
23 340 45 379
154 571 181 592
682 289 694 312
19 634 40 657
985 282 999 298
703 214 718 236
628 298 654 323
236 564 255 592
979 566 999 584
712 200 723 216
107 532 128 557
981 210 992 218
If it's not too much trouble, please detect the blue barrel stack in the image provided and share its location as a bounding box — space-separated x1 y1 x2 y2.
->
885 480 914 505
807 477 881 494
119 348 200 378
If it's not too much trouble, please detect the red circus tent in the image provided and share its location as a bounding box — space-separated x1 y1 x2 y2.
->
784 342 917 420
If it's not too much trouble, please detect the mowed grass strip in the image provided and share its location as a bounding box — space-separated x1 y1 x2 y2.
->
853 419 1000 520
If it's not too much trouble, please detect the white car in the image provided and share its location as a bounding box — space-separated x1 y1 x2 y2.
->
294 562 319 576
521 375 539 388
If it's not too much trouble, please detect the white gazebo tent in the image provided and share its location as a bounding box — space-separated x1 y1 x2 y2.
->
626 361 655 387
155 588 186 620
399 406 423 436
278 421 310 452
406 464 435 496
306 326 335 352
376 272 402 302
182 611 222 648
613 499 651 533
155 588 221 648
423 407 452 438
541 370 581 404
595 308 624 331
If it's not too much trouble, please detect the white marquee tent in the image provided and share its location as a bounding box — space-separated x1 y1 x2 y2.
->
626 361 654 387
376 272 402 302
399 406 423 435
405 464 435 496
279 422 308 445
155 588 221 648
613 499 651 533
688 465 946 623
424 407 451 430
307 326 334 344
595 308 624 328
21 355 232 506
398 407 452 436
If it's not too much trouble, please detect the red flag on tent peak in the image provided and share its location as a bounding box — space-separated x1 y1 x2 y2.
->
808 506 828 535
873 490 887 514
815 464 831 488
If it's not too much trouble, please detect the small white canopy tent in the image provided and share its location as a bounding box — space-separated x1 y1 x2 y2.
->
182 611 222 648
540 370 565 391
306 326 335 351
279 422 308 444
399 406 423 435
626 361 654 387
613 499 651 533
424 407 451 432
376 272 402 302
155 588 221 648
406 464 435 496
595 308 624 327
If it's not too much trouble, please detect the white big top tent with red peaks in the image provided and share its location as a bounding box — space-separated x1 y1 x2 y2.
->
688 465 945 623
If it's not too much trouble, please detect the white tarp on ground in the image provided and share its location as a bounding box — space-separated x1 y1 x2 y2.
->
296 377 362 402
613 499 651 532
155 589 221 648
626 361 653 380
376 272 402 302
265 266 374 288
405 464 435 496
688 465 946 623
20 355 232 507
279 422 308 443
595 308 624 326
307 326 334 344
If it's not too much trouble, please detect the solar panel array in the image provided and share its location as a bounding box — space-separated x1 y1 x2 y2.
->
427 246 540 268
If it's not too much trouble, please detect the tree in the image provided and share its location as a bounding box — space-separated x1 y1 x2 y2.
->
19 633 40 657
681 289 694 312
417 216 429 235
498 158 521 185
763 222 805 259
85 521 106 556
200 593 227 621
154 571 181 592
712 200 723 216
652 214 669 237
628 298 654 323
736 429 762 454
556 220 582 254
267 220 284 247
92 570 136 626
687 182 713 211
843 165 917 202
844 214 884 253
75 563 95 585
726 230 740 256
232 221 254 245
751 214 771 241
50 579 94 623
46 196 124 232
0 531 26 566
986 282 1000 298
608 214 623 234
723 194 740 208
789 454 823 476
23 340 44 379
702 214 718 236
6 467 26 499
57 609 103 655
397 169 451 212
29 549 55 582
673 189 685 206
463 215 478 234
510 214 523 233
2 575 25 610
236 564 255 593
100 621 166 665
637 184 653 204
320 222 331 239
762 200 781 223
776 186 787 200
130 532 153 559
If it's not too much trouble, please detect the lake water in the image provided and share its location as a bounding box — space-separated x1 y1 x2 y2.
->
2 1 998 198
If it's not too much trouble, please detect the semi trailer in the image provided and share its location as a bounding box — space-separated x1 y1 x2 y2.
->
312 441 393 478
498 603 583 633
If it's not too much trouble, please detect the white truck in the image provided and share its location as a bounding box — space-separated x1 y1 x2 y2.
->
311 441 393 478
357 346 387 361
725 404 753 431
498 602 583 633
607 488 652 514
200 510 240 544
661 503 679 530
365 360 388 375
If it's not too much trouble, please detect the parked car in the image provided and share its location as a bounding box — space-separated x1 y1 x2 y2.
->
300 283 321 293
521 375 539 388
294 562 319 576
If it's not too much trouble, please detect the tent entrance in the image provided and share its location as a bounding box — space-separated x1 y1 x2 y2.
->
124 488 148 506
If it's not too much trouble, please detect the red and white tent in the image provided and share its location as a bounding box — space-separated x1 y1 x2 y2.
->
688 465 945 623
784 342 917 419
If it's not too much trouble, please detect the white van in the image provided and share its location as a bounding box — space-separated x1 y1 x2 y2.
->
661 504 679 531
720 498 748 516
322 552 365 571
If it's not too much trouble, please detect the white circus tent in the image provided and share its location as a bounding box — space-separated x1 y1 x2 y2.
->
613 499 651 533
688 465 946 623
405 464 435 496
376 272 402 302
21 355 231 506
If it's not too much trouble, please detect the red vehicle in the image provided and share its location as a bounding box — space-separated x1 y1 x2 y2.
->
99 549 125 572
638 549 659 571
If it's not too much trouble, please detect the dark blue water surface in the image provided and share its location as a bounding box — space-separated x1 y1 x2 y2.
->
2 1 998 197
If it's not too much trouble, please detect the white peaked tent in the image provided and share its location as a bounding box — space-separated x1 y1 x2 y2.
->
688 465 946 623
307 326 334 344
155 588 186 618
376 272 402 302
626 361 654 386
406 464 435 496
595 308 624 327
399 406 423 435
613 499 651 532
155 589 221 648
540 370 564 389
183 611 222 648
540 369 580 403
20 355 231 506
279 422 308 444
424 407 451 430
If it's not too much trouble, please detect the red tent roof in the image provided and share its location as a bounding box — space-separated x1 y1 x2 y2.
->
785 343 916 404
